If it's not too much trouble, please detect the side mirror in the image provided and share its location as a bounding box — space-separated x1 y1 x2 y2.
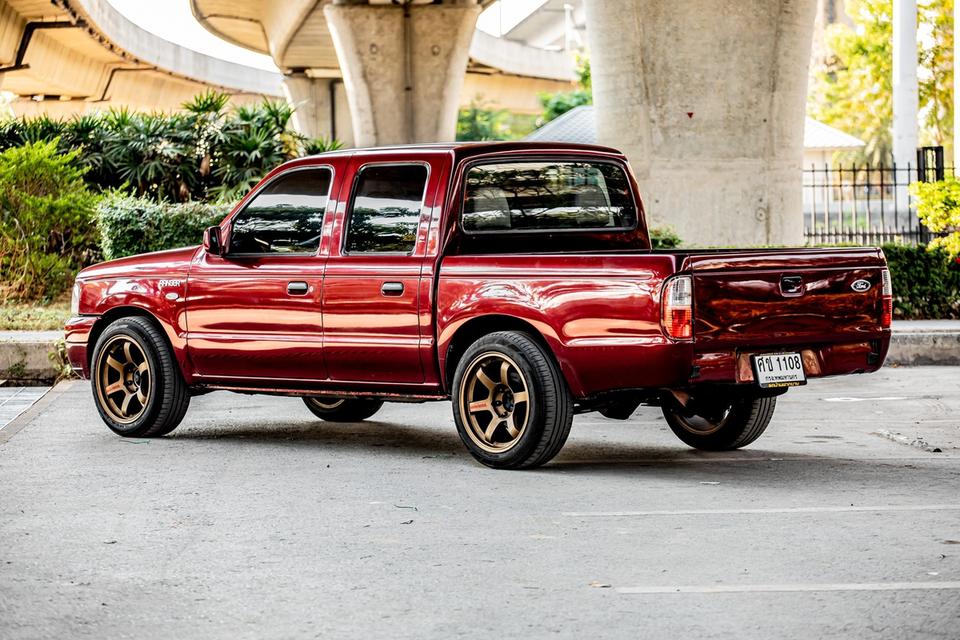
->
203 226 223 256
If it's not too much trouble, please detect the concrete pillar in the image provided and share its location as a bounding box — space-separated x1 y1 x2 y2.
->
282 74 334 140
585 0 817 247
323 2 480 147
892 0 918 227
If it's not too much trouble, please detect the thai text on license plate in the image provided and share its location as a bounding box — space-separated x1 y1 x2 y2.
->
751 352 806 388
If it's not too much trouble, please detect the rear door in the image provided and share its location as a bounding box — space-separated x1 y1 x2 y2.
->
321 154 442 384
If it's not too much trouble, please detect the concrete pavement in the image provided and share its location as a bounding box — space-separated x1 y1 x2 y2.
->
0 368 958 639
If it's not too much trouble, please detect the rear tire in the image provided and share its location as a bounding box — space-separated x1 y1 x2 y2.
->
302 397 384 422
91 316 190 438
662 394 776 451
452 331 573 469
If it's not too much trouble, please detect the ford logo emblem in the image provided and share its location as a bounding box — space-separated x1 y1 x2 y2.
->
851 279 872 292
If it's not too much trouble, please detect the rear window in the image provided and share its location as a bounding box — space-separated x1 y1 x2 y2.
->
461 160 636 233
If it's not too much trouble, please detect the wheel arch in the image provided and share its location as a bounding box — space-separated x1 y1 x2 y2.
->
87 306 192 384
440 314 584 397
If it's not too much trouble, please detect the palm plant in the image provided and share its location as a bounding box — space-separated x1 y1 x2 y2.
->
0 91 343 202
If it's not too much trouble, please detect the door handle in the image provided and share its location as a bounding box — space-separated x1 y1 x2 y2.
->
381 281 404 296
287 281 309 296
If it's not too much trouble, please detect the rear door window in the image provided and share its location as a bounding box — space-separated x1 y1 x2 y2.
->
344 164 428 253
461 160 636 233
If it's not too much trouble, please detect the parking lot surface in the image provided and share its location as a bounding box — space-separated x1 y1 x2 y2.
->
1 367 958 639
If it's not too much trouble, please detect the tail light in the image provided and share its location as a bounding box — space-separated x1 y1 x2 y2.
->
661 275 693 340
880 268 892 328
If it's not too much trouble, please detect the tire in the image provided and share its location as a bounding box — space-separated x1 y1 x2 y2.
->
90 316 190 438
452 331 573 469
662 394 777 451
302 397 384 422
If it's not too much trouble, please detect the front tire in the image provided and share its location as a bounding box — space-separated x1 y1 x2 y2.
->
91 316 190 438
452 331 573 469
662 393 777 451
302 397 384 422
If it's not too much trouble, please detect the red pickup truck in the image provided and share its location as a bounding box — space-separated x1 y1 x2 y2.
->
65 142 892 469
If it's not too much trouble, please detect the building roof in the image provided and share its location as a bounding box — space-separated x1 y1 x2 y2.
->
525 105 595 144
802 117 866 150
525 106 866 151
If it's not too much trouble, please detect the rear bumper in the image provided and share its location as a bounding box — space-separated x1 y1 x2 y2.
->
64 315 98 379
691 333 891 385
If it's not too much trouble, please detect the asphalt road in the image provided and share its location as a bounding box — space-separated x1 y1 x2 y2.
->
1 367 958 639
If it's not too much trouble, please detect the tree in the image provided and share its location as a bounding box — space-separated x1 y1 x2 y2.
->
808 0 954 166
910 177 960 256
537 54 592 126
918 0 954 156
457 97 511 141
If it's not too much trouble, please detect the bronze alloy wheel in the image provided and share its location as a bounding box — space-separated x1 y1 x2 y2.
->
662 394 778 451
95 335 152 424
668 405 732 436
308 398 345 411
458 351 531 453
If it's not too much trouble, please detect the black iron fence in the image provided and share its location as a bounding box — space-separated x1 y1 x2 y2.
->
803 148 950 245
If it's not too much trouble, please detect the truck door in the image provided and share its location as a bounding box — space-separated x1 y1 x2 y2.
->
321 155 441 384
186 164 335 382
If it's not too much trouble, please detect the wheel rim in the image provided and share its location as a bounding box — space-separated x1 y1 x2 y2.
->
459 351 531 453
95 335 151 424
668 401 734 436
308 398 345 410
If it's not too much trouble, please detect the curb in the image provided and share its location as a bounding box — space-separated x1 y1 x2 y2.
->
1 325 959 379
0 333 61 382
886 328 960 366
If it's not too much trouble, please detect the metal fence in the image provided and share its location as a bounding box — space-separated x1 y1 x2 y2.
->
802 148 950 245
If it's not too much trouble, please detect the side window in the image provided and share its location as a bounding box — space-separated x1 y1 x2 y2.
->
344 164 428 253
461 161 637 233
228 168 332 255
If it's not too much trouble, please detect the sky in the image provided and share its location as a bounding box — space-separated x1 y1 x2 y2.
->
106 0 532 72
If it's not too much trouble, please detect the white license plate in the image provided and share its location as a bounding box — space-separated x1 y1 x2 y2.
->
751 352 806 388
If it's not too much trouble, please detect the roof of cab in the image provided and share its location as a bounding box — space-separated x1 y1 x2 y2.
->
303 140 623 162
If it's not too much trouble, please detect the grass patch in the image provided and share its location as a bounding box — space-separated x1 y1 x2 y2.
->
0 302 71 330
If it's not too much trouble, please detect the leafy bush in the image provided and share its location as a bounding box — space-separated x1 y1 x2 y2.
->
0 140 100 303
650 226 682 249
909 178 960 257
881 243 960 319
0 91 342 203
97 194 230 260
537 55 592 126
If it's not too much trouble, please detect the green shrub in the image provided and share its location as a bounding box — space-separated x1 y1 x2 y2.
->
97 194 229 260
650 226 682 249
0 140 100 303
881 243 960 319
0 91 342 203
909 178 960 258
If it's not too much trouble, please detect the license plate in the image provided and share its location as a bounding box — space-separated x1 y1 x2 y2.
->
751 352 806 388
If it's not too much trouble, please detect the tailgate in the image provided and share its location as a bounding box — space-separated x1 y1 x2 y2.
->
684 248 887 348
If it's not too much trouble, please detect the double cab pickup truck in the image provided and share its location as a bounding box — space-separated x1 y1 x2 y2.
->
65 142 892 469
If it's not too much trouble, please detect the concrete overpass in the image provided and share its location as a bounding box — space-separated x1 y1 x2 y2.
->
189 0 575 147
0 1 575 146
191 0 817 245
0 0 282 117
0 0 823 246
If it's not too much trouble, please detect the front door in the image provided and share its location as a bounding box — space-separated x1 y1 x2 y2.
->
321 158 437 384
186 165 335 383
